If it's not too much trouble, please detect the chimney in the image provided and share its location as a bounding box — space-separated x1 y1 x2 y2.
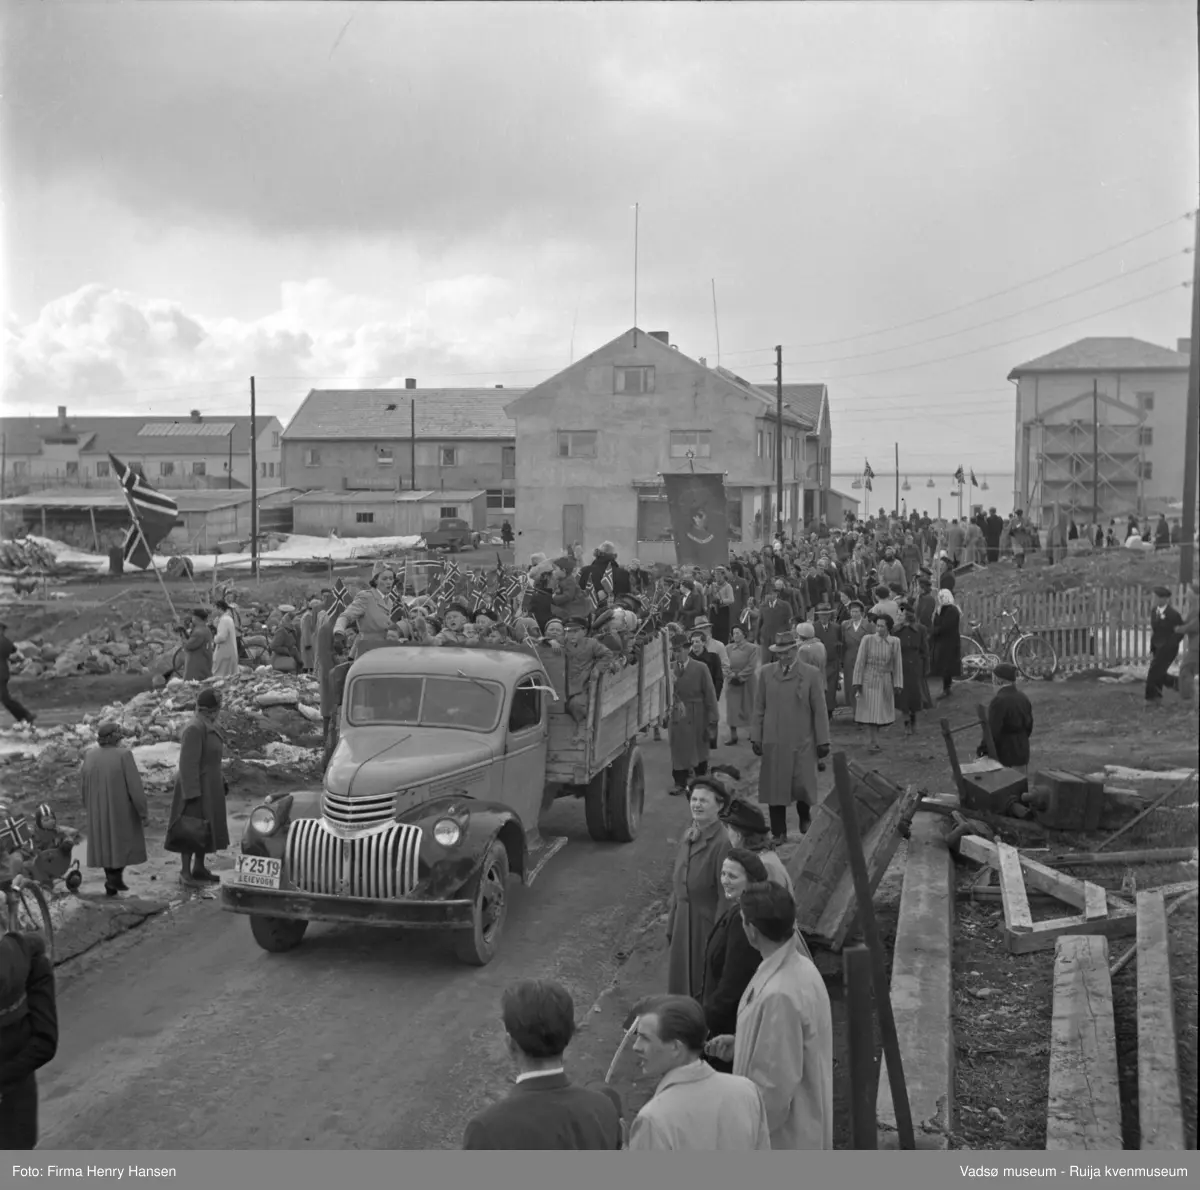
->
649 331 670 345
190 409 202 422
699 357 707 367
405 378 417 389
1178 338 1191 355
57 405 67 427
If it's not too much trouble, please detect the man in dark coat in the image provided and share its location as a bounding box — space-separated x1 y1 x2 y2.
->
812 604 842 719
463 980 622 1149
983 663 1034 771
1146 586 1183 703
984 508 1004 564
756 580 794 667
580 542 631 606
0 930 58 1149
0 620 35 724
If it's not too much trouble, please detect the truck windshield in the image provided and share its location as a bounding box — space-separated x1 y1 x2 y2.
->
347 675 502 731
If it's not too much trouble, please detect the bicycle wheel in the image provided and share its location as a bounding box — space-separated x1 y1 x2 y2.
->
1013 633 1057 680
959 636 992 681
13 881 55 962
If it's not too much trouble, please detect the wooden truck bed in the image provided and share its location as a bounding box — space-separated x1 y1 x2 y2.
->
543 631 671 786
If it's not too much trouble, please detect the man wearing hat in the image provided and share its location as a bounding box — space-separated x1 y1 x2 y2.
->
562 618 615 744
0 619 35 724
812 605 842 719
915 574 937 629
755 580 794 668
690 617 729 680
1146 586 1183 704
0 928 58 1149
981 664 1034 772
750 630 831 841
795 621 826 674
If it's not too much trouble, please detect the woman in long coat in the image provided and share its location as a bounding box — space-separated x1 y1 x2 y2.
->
667 779 732 998
840 601 871 720
667 637 719 795
211 599 239 679
852 613 905 751
699 848 768 1072
928 588 963 698
893 607 932 735
724 625 758 746
181 608 213 681
751 633 831 842
166 687 230 887
80 721 149 896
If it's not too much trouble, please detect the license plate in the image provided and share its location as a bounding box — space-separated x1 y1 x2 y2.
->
234 855 282 889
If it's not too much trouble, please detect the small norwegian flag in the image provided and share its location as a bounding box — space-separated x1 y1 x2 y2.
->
601 563 615 595
863 459 875 480
1 814 33 853
954 465 966 486
388 588 409 624
502 574 523 604
739 606 751 627
330 578 350 614
586 586 599 612
970 469 979 488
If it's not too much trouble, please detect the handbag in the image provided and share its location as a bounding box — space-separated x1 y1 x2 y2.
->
166 814 212 853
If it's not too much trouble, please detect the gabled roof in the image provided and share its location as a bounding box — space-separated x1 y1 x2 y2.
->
505 328 808 428
0 415 283 458
282 389 524 441
774 384 826 433
1007 337 1189 378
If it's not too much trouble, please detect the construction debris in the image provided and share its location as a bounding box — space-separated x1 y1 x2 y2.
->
0 538 58 573
5 623 183 679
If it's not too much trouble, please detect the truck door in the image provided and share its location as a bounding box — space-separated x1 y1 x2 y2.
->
502 674 550 835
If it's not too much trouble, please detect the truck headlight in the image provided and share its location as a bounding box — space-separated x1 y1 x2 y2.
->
249 807 278 835
432 818 462 848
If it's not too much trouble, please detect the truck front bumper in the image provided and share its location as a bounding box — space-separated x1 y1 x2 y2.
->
220 880 475 929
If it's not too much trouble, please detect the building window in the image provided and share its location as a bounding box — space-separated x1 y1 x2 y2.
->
757 430 763 459
191 461 206 476
160 461 175 477
636 492 672 541
304 449 321 467
377 450 394 467
558 430 597 459
271 431 280 448
440 506 459 519
727 495 743 543
766 431 774 460
12 460 28 477
821 446 830 466
669 430 711 459
486 489 516 511
65 461 79 478
259 461 277 478
501 446 516 468
439 447 458 467
1137 391 1155 411
1140 462 1153 480
614 366 654 394
1138 427 1153 446
95 459 111 478
355 511 375 524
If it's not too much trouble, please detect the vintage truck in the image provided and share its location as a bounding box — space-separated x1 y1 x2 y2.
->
220 631 671 965
421 517 474 552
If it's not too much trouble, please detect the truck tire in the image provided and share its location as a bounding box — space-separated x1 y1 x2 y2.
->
605 744 644 843
454 840 509 966
249 914 309 953
583 771 611 842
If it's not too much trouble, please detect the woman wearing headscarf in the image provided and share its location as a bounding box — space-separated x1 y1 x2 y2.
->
181 608 213 681
80 721 149 897
211 599 239 679
699 848 768 1073
333 568 400 658
723 624 758 746
840 601 870 720
929 588 963 700
165 687 230 888
666 777 732 998
851 613 904 752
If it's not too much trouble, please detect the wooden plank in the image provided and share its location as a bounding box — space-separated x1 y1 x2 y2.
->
1046 935 1123 1151
1083 882 1108 921
1009 907 1137 955
1135 890 1185 1150
997 842 1033 933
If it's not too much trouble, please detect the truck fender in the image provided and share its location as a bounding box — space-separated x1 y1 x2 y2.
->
401 798 529 898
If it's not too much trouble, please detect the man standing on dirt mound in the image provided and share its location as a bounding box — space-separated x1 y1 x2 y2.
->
0 621 35 724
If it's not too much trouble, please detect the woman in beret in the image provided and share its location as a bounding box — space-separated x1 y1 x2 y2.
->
80 720 149 897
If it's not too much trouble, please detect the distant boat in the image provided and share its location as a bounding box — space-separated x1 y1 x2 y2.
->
901 476 911 491
926 476 935 488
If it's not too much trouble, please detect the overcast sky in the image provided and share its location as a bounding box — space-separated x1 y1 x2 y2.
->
2 0 1196 475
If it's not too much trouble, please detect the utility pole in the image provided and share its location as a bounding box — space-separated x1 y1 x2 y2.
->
894 442 900 516
227 427 234 490
1 432 6 501
250 376 258 581
776 345 784 539
1181 207 1199 584
1092 379 1100 532
410 399 417 491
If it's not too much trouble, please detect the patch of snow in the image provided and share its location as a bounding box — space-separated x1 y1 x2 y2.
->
1100 764 1197 783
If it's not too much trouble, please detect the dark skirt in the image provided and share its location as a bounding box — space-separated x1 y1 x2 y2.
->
712 605 732 645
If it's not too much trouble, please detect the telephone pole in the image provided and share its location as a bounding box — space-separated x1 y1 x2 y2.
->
776 345 785 539
250 376 259 581
1181 208 1199 584
894 442 900 516
1092 379 1100 530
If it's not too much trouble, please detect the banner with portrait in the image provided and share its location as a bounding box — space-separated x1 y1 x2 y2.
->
663 472 730 567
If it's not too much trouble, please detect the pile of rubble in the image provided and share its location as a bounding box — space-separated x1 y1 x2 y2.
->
0 538 58 573
1 670 325 771
6 622 182 679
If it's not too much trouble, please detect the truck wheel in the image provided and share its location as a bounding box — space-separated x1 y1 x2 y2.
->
606 744 645 843
249 915 309 953
583 771 611 842
454 840 509 966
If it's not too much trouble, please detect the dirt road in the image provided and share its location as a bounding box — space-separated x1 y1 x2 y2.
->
35 737 691 1150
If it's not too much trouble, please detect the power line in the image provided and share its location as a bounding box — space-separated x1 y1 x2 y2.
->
722 208 1197 357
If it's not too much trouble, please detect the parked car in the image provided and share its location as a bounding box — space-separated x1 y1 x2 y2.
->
423 518 473 551
221 633 672 965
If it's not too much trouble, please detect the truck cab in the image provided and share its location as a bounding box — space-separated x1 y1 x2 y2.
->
423 518 473 552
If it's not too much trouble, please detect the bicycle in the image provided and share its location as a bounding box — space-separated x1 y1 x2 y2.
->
2 872 55 960
960 609 1058 681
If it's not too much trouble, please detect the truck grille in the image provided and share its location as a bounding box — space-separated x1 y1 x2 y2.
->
285 819 422 899
321 789 397 829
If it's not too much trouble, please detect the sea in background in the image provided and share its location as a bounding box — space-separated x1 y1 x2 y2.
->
829 471 1019 522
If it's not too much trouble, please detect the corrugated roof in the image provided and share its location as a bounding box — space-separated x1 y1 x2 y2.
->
282 390 525 441
0 487 302 512
1007 337 1190 378
0 414 282 458
139 421 237 438
291 489 485 505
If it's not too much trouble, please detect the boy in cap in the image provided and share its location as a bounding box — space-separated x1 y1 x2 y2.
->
1146 586 1183 703
562 617 614 743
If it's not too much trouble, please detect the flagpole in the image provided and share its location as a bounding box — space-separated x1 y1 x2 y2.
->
129 515 181 621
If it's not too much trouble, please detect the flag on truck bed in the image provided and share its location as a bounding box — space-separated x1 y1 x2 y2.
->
109 454 180 570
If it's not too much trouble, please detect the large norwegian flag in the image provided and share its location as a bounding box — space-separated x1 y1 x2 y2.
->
109 454 180 569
